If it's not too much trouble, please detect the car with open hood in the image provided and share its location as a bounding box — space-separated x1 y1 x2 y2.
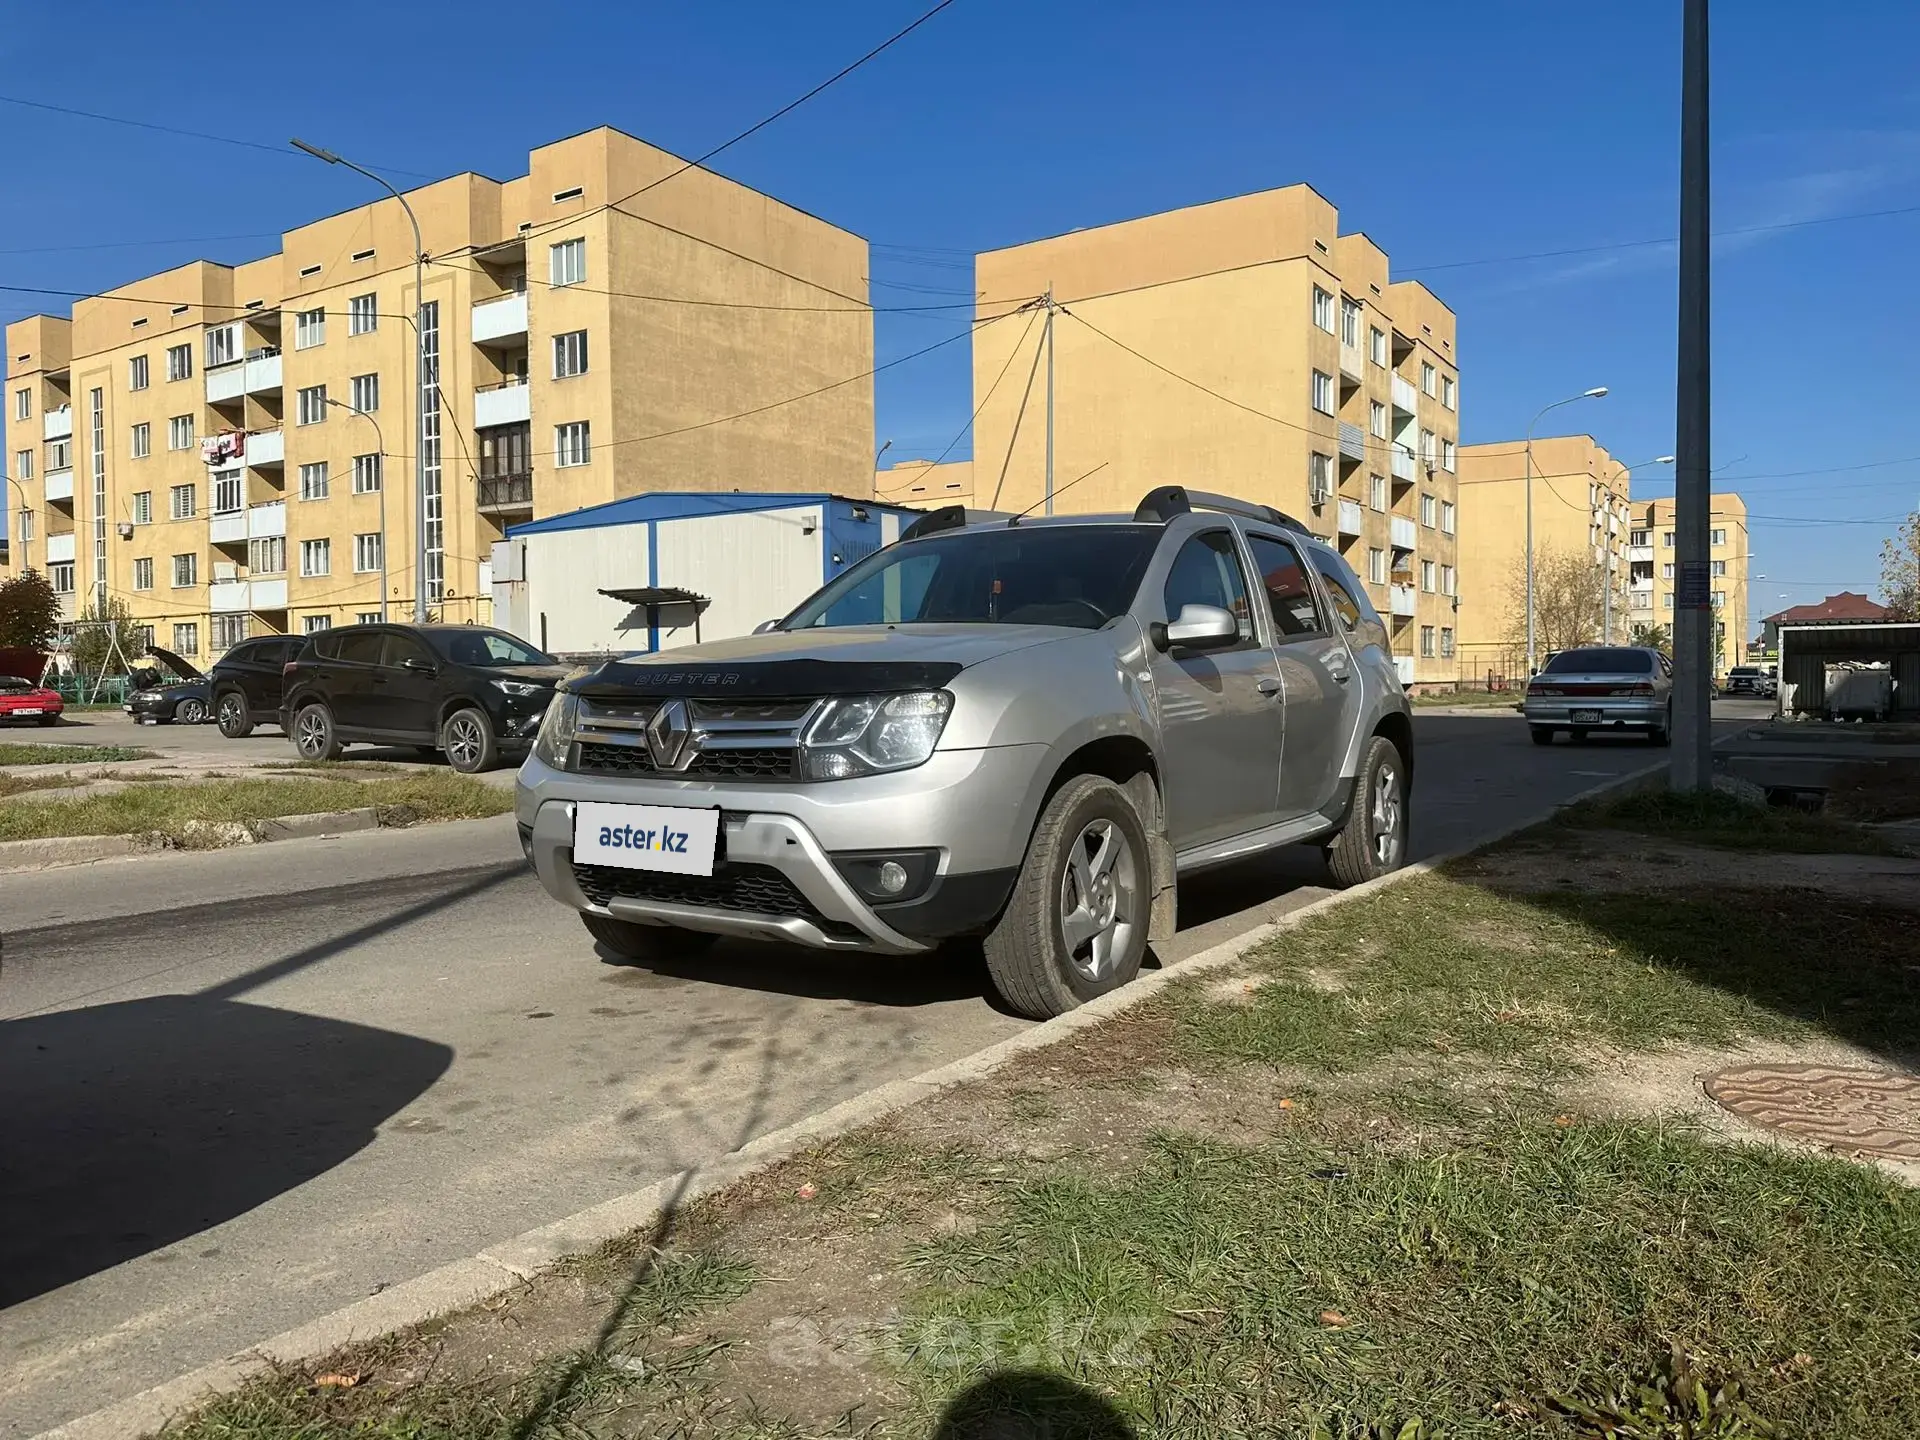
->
124 646 213 725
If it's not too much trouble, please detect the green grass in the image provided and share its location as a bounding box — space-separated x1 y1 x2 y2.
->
0 742 155 766
1557 788 1902 855
0 772 511 843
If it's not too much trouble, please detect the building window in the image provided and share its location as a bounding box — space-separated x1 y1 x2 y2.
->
353 532 383 573
1420 624 1436 657
212 469 242 515
1419 428 1436 464
13 449 29 480
550 237 586 287
1368 327 1386 366
300 538 331 577
1663 594 1674 610
348 293 378 335
1420 493 1436 528
170 483 196 520
16 509 32 543
129 354 149 390
352 453 382 494
1309 451 1335 502
553 329 589 378
249 535 286 574
350 373 380 413
13 388 28 420
131 422 151 459
46 439 72 471
1421 362 1436 397
1713 590 1727 607
1662 531 1674 547
132 557 154 590
212 614 248 651
1712 559 1727 577
296 385 327 425
1440 437 1456 472
131 491 152 525
1630 528 1650 545
299 461 330 501
554 421 591 467
303 614 333 635
1311 286 1335 333
166 343 192 381
1442 375 1456 410
1310 370 1335 415
173 622 198 656
1710 527 1727 546
1663 563 1675 579
356 611 381 626
1441 501 1456 535
294 308 326 350
1340 296 1361 347
1421 559 1436 592
1369 474 1387 511
49 561 75 594
172 552 197 587
1369 400 1387 439
168 415 194 450
206 324 239 368
1441 564 1456 596
1440 626 1455 657
1368 547 1388 584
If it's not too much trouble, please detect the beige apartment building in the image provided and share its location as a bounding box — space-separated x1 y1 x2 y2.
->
1454 435 1636 681
4 126 872 659
1629 494 1751 669
960 185 1461 686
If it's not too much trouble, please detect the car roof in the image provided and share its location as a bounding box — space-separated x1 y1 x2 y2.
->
926 512 1342 556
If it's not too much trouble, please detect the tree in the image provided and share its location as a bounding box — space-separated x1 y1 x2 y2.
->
1629 622 1670 653
71 594 147 678
0 569 60 652
1882 512 1920 621
1505 544 1606 659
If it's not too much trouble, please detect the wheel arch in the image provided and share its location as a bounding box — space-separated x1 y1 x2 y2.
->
1036 733 1175 944
1372 708 1414 791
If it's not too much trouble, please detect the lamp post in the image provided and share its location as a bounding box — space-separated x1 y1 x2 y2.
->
292 138 428 624
1525 387 1609 674
6 474 27 573
1602 454 1673 643
325 398 388 621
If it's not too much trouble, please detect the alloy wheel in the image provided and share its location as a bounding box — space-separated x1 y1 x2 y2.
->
219 695 243 728
178 698 206 725
1057 817 1140 983
1370 761 1403 867
445 714 485 770
296 709 328 757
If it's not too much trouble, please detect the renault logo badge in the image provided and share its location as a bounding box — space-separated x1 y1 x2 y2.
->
646 698 692 769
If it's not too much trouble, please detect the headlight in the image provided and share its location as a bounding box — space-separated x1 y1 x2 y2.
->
532 692 580 768
799 690 952 780
492 678 546 698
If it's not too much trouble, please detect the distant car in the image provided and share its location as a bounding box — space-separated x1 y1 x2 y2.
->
124 645 213 725
280 623 569 772
210 636 304 737
0 674 63 726
1722 665 1776 699
1523 645 1673 745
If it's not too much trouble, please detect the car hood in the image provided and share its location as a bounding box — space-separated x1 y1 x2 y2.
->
568 624 1083 700
484 664 570 686
133 680 208 701
145 644 204 680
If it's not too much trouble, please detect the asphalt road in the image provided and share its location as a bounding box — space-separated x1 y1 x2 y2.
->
0 705 1768 1435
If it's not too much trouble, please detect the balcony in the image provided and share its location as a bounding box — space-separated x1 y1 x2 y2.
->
56 591 75 622
1337 422 1366 463
248 500 286 539
43 405 72 442
211 579 250 613
205 348 282 404
1390 446 1416 482
44 467 74 503
472 292 529 346
246 426 284 468
45 532 76 564
1628 543 1654 563
1391 374 1419 415
251 577 287 610
1390 514 1417 551
1337 499 1364 537
1389 583 1418 618
210 509 248 546
474 377 531 429
1339 341 1365 384
478 469 534 516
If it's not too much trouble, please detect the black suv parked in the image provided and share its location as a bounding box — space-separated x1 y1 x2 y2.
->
281 624 567 772
211 636 304 737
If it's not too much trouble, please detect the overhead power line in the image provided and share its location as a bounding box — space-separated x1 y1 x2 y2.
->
877 299 1044 492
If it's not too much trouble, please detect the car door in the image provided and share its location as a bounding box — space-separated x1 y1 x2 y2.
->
1245 531 1361 821
250 638 296 712
1148 527 1285 849
322 628 388 731
367 630 442 741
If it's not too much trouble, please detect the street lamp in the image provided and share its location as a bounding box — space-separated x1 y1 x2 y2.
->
6 474 27 572
1601 453 1674 643
325 398 389 621
291 138 429 624
1525 386 1608 673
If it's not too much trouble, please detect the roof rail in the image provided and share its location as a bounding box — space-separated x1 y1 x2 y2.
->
1133 486 1311 535
898 505 968 542
1133 485 1191 522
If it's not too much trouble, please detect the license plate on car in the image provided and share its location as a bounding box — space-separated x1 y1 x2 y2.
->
1571 708 1602 724
14 708 40 716
574 801 720 876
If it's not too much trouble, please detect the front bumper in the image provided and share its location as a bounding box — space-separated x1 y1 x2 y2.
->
1523 698 1665 729
516 744 1048 955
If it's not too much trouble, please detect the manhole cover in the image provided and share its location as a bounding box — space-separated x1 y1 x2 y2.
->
1704 1064 1920 1160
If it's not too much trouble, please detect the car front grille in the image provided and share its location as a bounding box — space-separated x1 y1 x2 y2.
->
571 860 856 937
574 742 798 781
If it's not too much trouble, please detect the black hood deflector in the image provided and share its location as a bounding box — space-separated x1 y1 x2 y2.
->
566 658 963 700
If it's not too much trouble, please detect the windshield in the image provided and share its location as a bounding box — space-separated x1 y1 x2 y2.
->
783 525 1162 630
430 629 554 667
1543 647 1654 675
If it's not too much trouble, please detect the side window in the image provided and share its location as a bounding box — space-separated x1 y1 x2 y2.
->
1309 555 1364 633
335 631 386 665
1162 531 1255 642
1245 534 1326 638
309 632 342 661
384 633 432 669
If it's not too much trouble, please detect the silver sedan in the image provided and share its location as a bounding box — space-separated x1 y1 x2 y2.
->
1523 645 1673 745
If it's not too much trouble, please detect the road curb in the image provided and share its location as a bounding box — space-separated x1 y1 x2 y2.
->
0 808 385 873
34 756 1677 1440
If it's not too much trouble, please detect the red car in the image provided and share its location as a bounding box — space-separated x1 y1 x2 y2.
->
0 674 64 726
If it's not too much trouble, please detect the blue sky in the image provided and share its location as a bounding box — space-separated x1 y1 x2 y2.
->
5 0 1917 623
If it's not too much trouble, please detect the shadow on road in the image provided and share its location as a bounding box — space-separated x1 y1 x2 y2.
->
593 936 990 1008
931 1371 1139 1439
0 994 451 1307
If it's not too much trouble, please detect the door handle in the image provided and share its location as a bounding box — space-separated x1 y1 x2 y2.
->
1331 669 1351 685
1256 678 1282 696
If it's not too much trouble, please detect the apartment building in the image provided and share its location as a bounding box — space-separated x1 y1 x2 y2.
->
1628 494 1750 670
875 457 972 509
4 126 872 659
968 186 1462 687
1454 435 1635 680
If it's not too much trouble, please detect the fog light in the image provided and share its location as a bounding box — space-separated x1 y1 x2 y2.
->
877 860 909 895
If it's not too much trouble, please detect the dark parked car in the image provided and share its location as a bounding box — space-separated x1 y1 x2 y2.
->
124 646 212 725
211 635 304 737
281 623 568 772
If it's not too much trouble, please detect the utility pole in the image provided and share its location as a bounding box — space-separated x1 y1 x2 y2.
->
1524 387 1608 674
1043 285 1056 516
1671 0 1713 790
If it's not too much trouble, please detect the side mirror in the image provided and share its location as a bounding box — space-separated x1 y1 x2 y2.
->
1153 603 1239 652
403 657 437 674
752 619 781 635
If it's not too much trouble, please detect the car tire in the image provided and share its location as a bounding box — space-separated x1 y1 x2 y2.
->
580 913 720 962
1650 704 1674 747
1325 734 1411 890
177 697 208 725
982 773 1151 1020
1530 726 1554 746
441 706 499 773
292 701 343 761
216 690 254 738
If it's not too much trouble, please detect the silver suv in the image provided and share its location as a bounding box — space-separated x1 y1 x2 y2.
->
516 488 1414 1018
